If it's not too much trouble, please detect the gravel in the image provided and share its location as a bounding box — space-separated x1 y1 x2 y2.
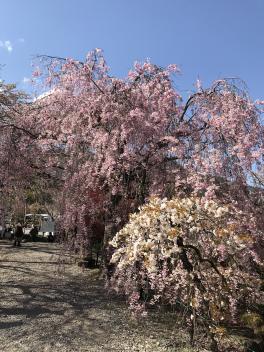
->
0 241 209 352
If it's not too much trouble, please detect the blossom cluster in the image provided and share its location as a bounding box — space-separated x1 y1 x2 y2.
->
109 197 263 323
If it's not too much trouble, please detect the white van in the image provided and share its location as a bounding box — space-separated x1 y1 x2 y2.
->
24 214 55 236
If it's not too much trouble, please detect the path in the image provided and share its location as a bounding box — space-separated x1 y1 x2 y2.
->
0 241 206 352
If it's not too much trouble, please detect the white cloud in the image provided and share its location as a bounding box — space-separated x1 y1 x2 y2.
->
0 40 13 52
34 89 55 101
22 77 31 84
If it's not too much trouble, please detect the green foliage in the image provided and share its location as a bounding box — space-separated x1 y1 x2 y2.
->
241 312 264 336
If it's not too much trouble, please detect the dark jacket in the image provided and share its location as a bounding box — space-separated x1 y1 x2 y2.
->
14 226 23 238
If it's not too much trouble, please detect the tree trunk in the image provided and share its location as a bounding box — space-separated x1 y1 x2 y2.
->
102 220 117 275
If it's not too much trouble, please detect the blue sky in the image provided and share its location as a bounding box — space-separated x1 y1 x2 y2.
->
0 0 263 99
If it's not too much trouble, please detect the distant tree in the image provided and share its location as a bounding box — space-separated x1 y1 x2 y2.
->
0 80 29 223
0 79 59 224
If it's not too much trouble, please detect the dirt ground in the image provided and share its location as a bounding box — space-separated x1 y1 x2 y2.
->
0 240 245 352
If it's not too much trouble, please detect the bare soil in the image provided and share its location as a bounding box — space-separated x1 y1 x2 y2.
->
0 241 245 352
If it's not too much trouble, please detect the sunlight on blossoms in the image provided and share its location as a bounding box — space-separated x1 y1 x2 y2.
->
109 197 263 324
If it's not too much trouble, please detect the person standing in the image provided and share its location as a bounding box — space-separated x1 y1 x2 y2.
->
9 226 14 241
13 223 24 247
29 226 38 242
2 226 7 239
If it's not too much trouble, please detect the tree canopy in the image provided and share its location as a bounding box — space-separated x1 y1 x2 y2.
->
0 49 263 350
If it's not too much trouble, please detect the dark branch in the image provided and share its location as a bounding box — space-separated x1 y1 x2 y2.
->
177 236 227 284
